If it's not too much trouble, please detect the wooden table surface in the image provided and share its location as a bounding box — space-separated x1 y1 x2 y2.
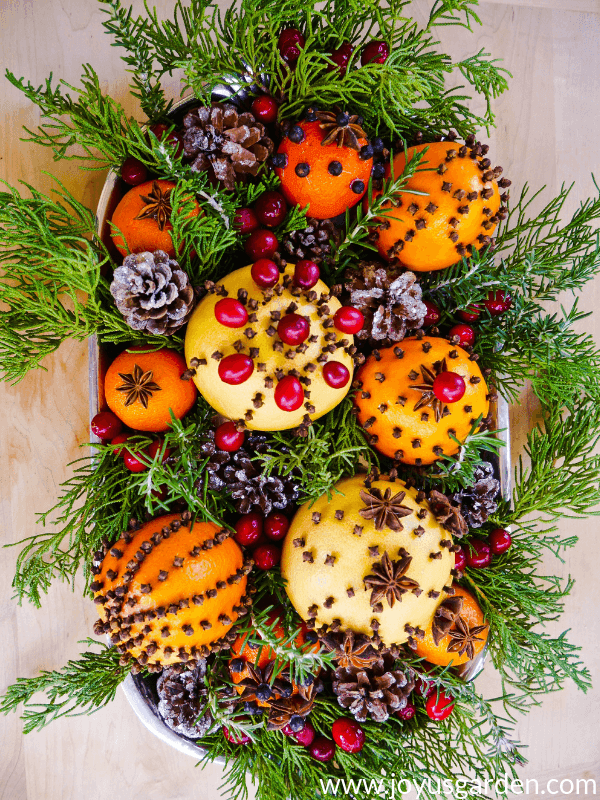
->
1 1 599 798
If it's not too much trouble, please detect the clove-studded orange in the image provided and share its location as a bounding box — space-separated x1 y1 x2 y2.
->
92 512 252 672
281 474 455 649
184 263 356 432
415 584 488 666
354 336 490 465
104 347 197 432
370 138 510 271
274 110 373 219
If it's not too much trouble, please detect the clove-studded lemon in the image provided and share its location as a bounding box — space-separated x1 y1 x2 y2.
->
281 475 455 649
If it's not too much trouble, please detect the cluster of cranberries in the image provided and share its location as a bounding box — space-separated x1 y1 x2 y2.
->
91 410 170 474
454 529 512 571
277 27 390 77
423 292 512 349
233 509 290 570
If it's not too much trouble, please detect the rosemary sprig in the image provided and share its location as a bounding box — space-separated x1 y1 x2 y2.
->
0 640 130 734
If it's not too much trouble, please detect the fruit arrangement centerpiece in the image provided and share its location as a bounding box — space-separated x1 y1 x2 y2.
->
1 1 600 799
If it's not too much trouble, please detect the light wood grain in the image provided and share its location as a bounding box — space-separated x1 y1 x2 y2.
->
1 2 599 798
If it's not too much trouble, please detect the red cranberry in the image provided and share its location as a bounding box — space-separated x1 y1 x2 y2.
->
396 701 416 721
423 300 441 327
278 313 310 345
234 513 264 547
264 512 290 541
251 95 279 125
292 720 316 746
323 361 350 389
214 298 249 328
146 439 171 462
253 543 281 570
333 306 364 334
485 290 512 316
123 448 148 473
293 260 320 289
223 726 251 745
121 156 148 186
415 673 435 698
254 191 288 227
91 411 123 439
149 123 168 140
489 528 512 554
432 371 466 403
457 305 481 322
251 258 280 288
165 131 184 158
110 432 131 457
426 691 455 721
361 40 389 65
448 323 476 346
278 28 305 62
274 375 304 412
328 42 353 76
331 718 365 753
454 547 467 572
309 736 336 762
234 207 259 234
244 229 279 260
218 354 254 385
215 421 245 452
466 539 493 569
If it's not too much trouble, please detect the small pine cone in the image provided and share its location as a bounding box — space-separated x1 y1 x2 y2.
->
452 462 500 528
156 661 212 739
333 657 414 723
110 250 195 336
281 218 341 266
197 429 300 515
182 104 274 190
345 261 427 347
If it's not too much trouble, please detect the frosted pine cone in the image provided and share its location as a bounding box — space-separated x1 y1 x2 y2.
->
182 104 274 189
346 261 427 346
110 250 195 336
453 462 500 528
281 218 341 266
156 662 212 739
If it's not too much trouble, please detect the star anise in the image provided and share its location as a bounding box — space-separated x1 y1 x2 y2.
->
266 686 317 731
428 490 468 538
432 596 464 646
408 358 450 422
236 662 293 705
364 552 420 608
319 630 381 670
134 180 173 231
447 616 488 660
116 363 162 408
359 487 413 531
316 109 369 151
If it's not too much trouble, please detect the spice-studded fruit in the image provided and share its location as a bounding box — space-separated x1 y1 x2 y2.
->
274 111 373 219
111 179 200 258
92 512 250 670
184 263 355 432
104 347 197 433
415 585 488 667
281 475 455 648
371 139 509 271
354 336 490 465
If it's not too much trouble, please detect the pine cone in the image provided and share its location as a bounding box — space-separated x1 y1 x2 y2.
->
345 261 426 346
110 250 195 336
281 218 341 266
197 429 300 514
156 662 212 738
453 462 500 528
182 103 274 190
428 489 469 538
333 656 414 722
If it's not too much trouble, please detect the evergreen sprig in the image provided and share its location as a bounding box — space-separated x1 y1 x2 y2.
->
0 640 130 734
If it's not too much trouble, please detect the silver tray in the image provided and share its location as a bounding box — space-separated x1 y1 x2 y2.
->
89 98 511 758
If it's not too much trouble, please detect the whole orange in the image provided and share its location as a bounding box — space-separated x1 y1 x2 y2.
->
110 179 200 258
415 584 488 666
371 141 503 271
275 119 372 219
105 347 197 432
